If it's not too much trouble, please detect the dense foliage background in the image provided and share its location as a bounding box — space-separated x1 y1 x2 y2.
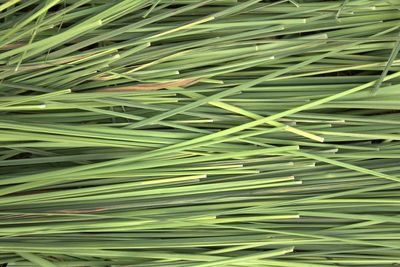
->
0 0 400 266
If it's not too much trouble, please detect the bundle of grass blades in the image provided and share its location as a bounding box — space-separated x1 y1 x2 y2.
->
1 0 400 266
